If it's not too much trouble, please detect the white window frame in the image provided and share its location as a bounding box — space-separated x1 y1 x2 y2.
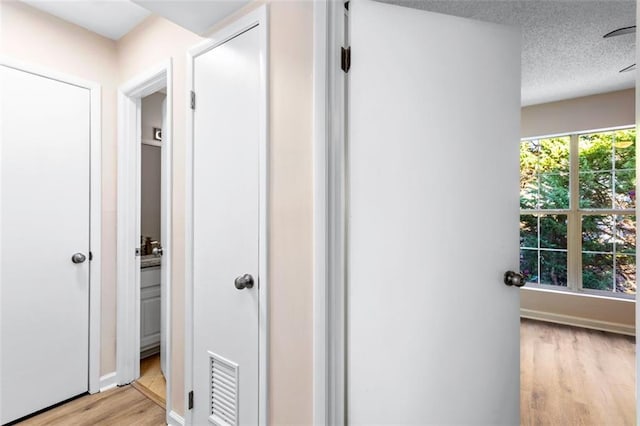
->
521 124 636 300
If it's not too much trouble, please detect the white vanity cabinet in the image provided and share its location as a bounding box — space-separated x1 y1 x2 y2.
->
140 265 161 355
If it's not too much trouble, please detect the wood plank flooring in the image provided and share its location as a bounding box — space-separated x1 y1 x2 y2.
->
132 354 166 408
521 319 636 425
15 386 165 426
14 320 636 425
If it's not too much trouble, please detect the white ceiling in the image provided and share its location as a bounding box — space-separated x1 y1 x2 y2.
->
19 0 250 40
20 0 151 40
381 0 636 105
20 0 636 106
131 0 251 35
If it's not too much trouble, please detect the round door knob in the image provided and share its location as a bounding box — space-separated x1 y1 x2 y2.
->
152 247 163 256
504 270 525 287
71 253 87 264
234 274 254 290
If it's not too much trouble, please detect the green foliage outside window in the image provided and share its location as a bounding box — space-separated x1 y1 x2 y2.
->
520 137 569 210
519 129 636 295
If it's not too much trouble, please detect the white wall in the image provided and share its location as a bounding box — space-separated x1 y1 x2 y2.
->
141 92 164 242
521 88 636 335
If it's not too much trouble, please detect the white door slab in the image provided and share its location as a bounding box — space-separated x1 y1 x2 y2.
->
192 25 262 425
1 65 91 424
347 1 521 423
160 96 167 376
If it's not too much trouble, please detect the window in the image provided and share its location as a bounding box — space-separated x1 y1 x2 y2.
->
520 127 636 297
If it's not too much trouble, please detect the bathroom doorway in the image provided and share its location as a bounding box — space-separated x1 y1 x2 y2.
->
131 89 167 405
116 61 173 421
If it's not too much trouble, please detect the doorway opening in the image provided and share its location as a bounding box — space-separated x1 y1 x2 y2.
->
129 89 167 407
116 60 173 423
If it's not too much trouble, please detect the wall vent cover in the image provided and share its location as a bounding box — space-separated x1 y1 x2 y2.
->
208 351 239 426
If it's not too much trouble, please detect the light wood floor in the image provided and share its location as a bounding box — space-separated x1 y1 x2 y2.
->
14 321 637 425
15 386 164 426
521 319 636 425
132 354 166 408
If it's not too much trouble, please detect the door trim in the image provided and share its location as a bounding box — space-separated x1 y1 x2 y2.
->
0 56 102 395
312 2 347 423
184 6 269 425
116 59 174 423
636 9 640 425
313 1 328 421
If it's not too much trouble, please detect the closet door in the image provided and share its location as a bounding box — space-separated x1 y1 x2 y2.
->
1 65 91 424
192 24 263 425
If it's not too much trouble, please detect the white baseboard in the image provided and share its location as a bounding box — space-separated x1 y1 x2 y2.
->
521 308 635 336
168 410 185 426
99 372 118 392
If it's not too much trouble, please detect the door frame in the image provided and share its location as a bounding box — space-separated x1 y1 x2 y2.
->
184 5 269 425
116 60 173 421
312 1 347 424
0 56 102 395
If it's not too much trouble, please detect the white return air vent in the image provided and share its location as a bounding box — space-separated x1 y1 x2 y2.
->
208 352 239 426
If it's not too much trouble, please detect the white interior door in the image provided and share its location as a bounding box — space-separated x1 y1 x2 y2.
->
192 25 262 425
160 96 167 376
1 65 91 424
347 1 521 424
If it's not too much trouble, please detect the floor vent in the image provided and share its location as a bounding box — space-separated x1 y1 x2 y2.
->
208 352 239 426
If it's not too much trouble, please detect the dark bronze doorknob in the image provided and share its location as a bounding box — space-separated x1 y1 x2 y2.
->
234 274 254 290
504 271 525 287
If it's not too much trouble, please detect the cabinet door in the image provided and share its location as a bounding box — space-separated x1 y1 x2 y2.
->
141 267 161 351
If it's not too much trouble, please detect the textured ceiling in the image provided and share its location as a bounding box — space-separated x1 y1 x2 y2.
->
379 0 636 106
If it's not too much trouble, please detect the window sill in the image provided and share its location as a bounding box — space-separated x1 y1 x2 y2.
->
521 285 635 303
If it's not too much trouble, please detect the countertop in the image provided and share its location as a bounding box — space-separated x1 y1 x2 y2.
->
141 255 161 269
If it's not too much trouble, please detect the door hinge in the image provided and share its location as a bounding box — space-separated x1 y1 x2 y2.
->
89 251 93 261
135 248 141 257
190 91 196 110
341 47 351 73
188 390 194 410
